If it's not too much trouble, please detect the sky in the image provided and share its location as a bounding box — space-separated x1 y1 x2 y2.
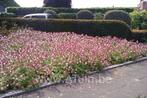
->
15 0 140 8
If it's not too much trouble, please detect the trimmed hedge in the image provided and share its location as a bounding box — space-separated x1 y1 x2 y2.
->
0 12 16 17
58 13 76 19
44 9 57 17
6 7 134 16
104 10 131 26
0 18 131 38
132 30 147 42
76 10 94 19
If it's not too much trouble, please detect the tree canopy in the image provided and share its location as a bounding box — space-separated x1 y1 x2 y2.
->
0 0 19 7
43 0 71 8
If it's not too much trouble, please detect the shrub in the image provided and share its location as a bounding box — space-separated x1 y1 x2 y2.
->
6 7 134 17
141 22 147 29
130 10 147 29
58 13 76 19
76 10 94 19
0 12 15 17
0 0 19 8
0 18 131 38
144 17 147 22
132 30 147 42
94 12 104 20
104 10 131 26
44 9 57 18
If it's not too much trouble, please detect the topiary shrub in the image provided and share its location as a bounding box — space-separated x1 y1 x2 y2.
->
44 9 57 18
58 13 76 19
6 7 134 17
94 12 103 20
76 10 94 19
104 10 131 26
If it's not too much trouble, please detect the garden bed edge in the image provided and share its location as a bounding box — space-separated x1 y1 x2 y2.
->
1 56 147 98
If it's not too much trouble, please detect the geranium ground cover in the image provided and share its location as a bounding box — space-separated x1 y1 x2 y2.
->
0 29 147 92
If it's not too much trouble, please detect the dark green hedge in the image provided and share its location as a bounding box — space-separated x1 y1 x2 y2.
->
6 7 134 16
0 12 16 17
132 30 147 42
0 18 131 38
58 13 76 19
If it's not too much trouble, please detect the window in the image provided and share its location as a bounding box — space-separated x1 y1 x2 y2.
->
24 16 30 19
31 15 46 19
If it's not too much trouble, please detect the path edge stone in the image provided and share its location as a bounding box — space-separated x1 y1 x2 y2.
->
1 56 147 98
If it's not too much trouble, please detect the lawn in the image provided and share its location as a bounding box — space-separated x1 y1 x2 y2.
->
0 29 147 92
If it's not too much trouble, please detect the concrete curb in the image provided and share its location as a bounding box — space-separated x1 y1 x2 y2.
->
1 56 147 98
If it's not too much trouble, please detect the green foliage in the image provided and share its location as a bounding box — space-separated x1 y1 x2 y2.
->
45 57 70 82
0 74 11 93
94 12 104 20
0 66 39 92
141 22 147 29
130 10 147 29
109 51 125 64
44 9 57 18
127 51 137 61
109 50 139 65
11 66 39 89
0 0 19 7
73 60 102 76
9 44 22 51
76 10 94 19
0 20 19 36
50 65 67 81
132 30 147 42
58 13 76 19
0 18 131 39
6 7 134 16
73 63 89 76
42 58 51 65
104 10 131 26
0 12 15 17
91 60 103 71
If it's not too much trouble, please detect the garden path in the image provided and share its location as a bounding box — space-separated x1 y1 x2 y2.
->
13 60 147 98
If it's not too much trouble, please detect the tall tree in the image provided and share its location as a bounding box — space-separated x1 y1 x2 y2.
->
43 0 71 8
0 0 19 7
0 0 19 12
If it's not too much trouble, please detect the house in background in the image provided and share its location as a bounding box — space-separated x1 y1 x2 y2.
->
138 0 147 10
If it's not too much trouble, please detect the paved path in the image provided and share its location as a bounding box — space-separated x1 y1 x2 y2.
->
13 60 147 98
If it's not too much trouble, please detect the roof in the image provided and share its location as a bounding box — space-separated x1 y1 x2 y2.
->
24 13 51 17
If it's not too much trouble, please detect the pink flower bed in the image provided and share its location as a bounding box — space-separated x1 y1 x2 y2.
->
0 29 147 91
